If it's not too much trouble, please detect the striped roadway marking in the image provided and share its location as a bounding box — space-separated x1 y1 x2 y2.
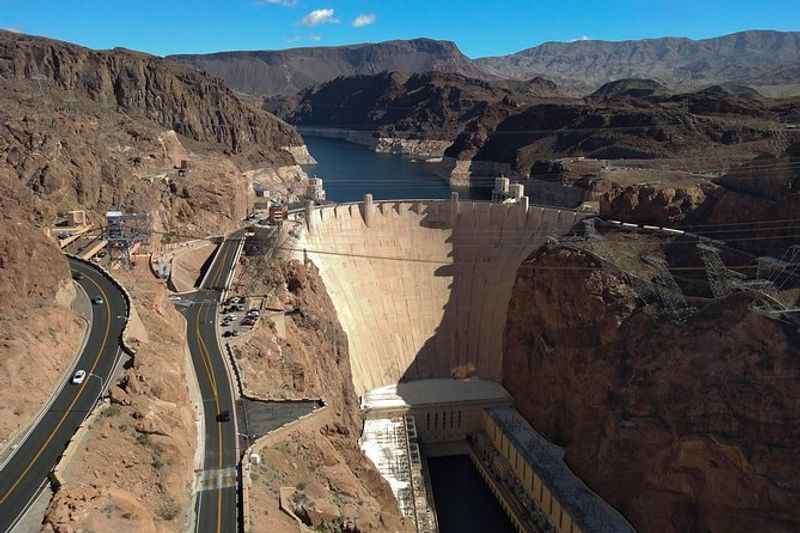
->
0 271 112 509
196 468 238 491
193 238 235 533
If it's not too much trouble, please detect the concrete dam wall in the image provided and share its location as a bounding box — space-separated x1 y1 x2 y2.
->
290 198 583 395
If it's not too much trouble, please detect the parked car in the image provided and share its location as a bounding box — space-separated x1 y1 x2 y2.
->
247 309 260 318
72 272 84 281
216 410 231 422
71 370 87 384
92 296 104 305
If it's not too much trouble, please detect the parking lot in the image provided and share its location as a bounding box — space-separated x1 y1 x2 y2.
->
218 295 263 340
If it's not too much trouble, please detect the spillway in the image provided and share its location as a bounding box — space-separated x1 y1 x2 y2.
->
290 196 582 394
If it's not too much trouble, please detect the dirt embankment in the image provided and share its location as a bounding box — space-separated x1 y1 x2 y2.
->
502 242 800 533
0 181 84 449
233 257 412 532
43 265 197 533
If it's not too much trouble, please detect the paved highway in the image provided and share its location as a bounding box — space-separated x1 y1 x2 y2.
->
179 234 243 533
0 258 127 533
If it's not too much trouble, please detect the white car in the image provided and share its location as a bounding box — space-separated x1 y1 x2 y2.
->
71 370 87 384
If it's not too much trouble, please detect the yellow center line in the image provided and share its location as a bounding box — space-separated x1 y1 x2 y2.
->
194 291 228 533
209 240 232 291
0 268 112 505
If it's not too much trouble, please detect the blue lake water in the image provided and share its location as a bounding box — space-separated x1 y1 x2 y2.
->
303 135 486 203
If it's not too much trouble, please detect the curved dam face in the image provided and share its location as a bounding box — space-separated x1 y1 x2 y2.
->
291 198 582 394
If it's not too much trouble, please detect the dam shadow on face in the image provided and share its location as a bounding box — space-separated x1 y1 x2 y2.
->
396 200 581 397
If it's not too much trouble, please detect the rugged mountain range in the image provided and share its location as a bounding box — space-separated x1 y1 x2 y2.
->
169 38 490 97
277 68 797 180
269 71 563 138
477 30 800 94
170 31 800 97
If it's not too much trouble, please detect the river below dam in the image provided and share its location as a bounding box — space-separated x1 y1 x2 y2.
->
303 135 488 202
428 455 515 533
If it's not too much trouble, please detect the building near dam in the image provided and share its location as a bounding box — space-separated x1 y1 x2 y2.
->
282 195 634 533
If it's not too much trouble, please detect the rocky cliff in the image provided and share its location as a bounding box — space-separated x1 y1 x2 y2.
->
274 68 793 185
272 71 561 158
233 256 411 532
169 38 491 97
600 144 800 256
0 30 313 234
503 237 800 533
0 178 82 446
0 30 302 159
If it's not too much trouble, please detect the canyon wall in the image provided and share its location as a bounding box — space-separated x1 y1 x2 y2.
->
502 242 800 533
298 127 452 159
292 199 582 394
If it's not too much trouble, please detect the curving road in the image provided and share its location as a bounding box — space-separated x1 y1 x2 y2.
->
0 257 128 533
179 234 243 533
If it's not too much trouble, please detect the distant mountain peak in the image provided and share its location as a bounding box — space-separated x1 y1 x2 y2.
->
475 30 800 94
168 38 489 97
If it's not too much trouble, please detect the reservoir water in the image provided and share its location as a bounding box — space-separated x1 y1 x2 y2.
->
428 455 515 533
303 135 486 202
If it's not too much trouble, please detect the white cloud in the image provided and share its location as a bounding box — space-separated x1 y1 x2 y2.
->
258 0 297 6
2 27 22 34
569 35 590 42
352 13 376 28
300 8 339 27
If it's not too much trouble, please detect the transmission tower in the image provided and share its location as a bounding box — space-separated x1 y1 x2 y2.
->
640 255 693 321
697 242 775 297
700 242 800 318
767 127 790 156
696 243 743 298
769 245 800 291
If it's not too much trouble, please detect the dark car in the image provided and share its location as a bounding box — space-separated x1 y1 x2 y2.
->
216 410 231 422
72 272 84 281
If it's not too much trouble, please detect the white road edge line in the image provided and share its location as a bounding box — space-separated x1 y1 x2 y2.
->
0 264 94 471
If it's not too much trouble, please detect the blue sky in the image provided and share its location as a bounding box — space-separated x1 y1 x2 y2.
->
1 0 799 58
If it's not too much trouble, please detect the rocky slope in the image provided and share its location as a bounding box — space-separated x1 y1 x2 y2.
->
445 79 789 179
43 264 198 533
275 68 794 184
503 234 800 533
0 30 311 231
233 256 412 532
476 30 800 94
600 143 800 256
0 30 302 160
0 178 83 447
169 38 491 97
270 71 562 157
